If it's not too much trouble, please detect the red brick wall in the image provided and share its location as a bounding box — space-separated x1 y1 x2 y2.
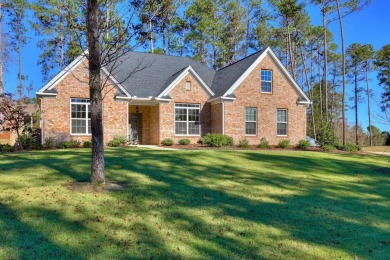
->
158 73 211 144
224 55 307 145
41 60 128 145
211 103 223 134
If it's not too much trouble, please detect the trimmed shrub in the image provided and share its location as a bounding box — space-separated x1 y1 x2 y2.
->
203 133 234 147
337 143 362 152
0 144 15 152
83 140 92 148
108 139 121 147
278 139 290 149
69 140 81 148
43 137 56 149
322 145 335 152
238 139 250 148
113 135 128 146
161 138 174 146
18 131 42 150
225 136 234 146
297 139 311 150
58 141 72 149
258 138 271 149
178 139 191 145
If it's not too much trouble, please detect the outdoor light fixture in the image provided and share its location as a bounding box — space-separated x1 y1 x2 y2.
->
136 106 139 114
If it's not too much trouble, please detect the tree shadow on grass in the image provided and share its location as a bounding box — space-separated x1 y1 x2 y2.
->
1 148 390 258
0 203 82 259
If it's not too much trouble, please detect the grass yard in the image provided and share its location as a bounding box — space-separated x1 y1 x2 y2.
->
362 146 390 153
0 148 390 259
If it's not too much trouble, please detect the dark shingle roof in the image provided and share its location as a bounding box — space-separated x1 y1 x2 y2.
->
211 50 265 96
106 52 215 97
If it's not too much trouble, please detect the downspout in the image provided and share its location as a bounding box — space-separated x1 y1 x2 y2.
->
222 102 225 135
39 97 44 145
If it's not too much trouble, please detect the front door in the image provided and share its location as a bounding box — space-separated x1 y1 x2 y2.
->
129 113 142 144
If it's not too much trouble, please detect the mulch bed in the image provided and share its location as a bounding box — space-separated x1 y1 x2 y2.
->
165 144 323 151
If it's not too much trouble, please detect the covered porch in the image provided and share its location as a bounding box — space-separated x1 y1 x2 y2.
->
128 104 159 145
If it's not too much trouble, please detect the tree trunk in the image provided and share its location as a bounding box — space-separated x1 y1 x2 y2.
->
318 49 323 118
366 63 372 146
18 25 22 97
322 4 329 121
87 0 105 184
336 0 346 145
354 66 358 145
0 2 3 94
149 20 154 53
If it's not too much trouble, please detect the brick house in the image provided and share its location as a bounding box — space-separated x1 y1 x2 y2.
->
36 47 310 146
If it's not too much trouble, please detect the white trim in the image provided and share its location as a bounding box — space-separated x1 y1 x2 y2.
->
36 52 88 94
277 109 288 137
245 107 257 136
260 69 273 93
223 47 311 103
174 103 201 136
158 66 215 98
70 98 91 135
222 102 225 135
208 96 236 104
36 92 58 97
101 67 132 97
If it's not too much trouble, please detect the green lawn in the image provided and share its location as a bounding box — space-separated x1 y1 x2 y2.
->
1 148 389 259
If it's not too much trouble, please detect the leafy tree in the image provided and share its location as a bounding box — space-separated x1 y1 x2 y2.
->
0 93 29 149
374 44 390 108
367 125 384 146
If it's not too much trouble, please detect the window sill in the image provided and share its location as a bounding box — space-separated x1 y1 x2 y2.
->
261 92 273 94
70 133 92 136
277 135 288 137
174 135 200 137
245 135 257 137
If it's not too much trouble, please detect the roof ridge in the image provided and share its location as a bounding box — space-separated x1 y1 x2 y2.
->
217 49 264 72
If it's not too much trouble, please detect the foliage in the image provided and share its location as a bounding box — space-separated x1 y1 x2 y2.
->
297 139 311 150
336 143 362 152
0 144 15 152
113 135 128 146
0 93 30 149
18 128 42 150
107 139 121 147
69 140 81 148
322 145 336 152
43 137 57 149
0 149 389 259
257 138 271 149
238 139 250 148
203 133 234 147
83 140 92 148
225 136 234 146
161 138 174 146
277 139 290 149
315 119 335 147
374 44 390 108
57 141 72 149
178 139 191 145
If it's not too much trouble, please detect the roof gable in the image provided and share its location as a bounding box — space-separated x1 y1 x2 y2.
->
221 47 310 103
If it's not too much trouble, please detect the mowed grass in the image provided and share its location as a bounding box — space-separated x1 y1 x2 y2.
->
362 146 390 153
0 148 390 259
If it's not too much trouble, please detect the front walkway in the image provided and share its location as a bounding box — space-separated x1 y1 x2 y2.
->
129 145 178 151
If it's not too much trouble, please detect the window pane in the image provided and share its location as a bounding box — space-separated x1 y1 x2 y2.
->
188 122 200 135
261 70 272 92
175 122 187 135
261 81 272 92
175 108 187 121
88 120 91 134
188 109 199 122
72 119 86 134
277 123 287 135
246 122 256 135
245 108 256 121
277 110 287 123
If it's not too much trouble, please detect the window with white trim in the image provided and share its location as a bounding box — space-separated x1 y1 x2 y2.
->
71 98 91 134
175 103 200 135
261 70 272 93
277 109 287 136
245 107 257 135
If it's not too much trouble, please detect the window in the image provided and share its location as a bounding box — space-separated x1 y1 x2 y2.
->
185 81 191 91
71 98 91 134
261 70 272 93
245 108 257 135
175 103 200 135
277 109 287 136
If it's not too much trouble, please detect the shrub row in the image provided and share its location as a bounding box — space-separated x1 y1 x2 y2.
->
107 135 128 147
0 144 15 152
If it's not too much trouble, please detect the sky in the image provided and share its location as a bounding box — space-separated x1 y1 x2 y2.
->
2 0 390 132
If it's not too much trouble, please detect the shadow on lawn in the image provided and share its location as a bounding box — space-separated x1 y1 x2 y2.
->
1 149 390 258
0 203 82 259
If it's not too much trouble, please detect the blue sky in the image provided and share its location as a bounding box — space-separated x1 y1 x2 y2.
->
2 0 390 132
